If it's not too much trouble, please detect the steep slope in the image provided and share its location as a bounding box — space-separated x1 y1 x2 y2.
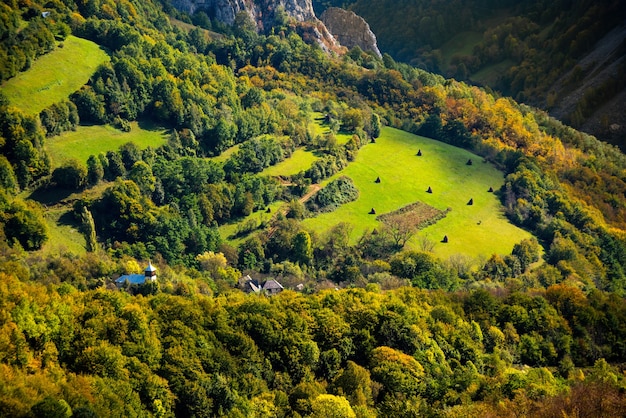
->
321 7 381 58
312 0 625 149
549 24 626 146
170 0 341 51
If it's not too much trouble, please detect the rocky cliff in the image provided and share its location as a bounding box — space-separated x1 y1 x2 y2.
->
171 0 313 31
170 0 340 52
321 7 381 58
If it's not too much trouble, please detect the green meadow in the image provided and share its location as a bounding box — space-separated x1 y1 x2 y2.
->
302 127 532 260
211 143 241 163
439 31 483 69
218 201 283 247
471 59 515 86
45 122 168 167
43 208 87 255
310 112 354 145
262 148 319 177
1 36 109 115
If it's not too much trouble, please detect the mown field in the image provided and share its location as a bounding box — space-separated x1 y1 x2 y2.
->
1 35 109 115
301 127 532 259
262 148 319 177
45 122 168 167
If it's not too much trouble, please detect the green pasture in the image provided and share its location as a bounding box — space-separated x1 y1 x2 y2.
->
1 36 109 115
42 208 86 256
45 122 168 167
471 59 515 86
31 181 116 256
218 201 283 247
262 148 319 177
212 143 241 163
302 127 532 260
310 112 353 145
439 31 483 69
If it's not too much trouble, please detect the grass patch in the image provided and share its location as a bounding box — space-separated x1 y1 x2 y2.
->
262 148 319 177
211 143 241 163
2 36 109 115
309 112 353 145
439 31 483 68
471 59 515 86
302 126 533 260
45 121 168 167
218 202 282 247
41 208 86 256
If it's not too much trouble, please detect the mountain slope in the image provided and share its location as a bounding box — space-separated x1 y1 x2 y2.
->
312 0 626 149
1 0 626 417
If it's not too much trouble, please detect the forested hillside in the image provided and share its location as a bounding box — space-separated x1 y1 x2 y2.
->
314 0 626 149
1 0 626 416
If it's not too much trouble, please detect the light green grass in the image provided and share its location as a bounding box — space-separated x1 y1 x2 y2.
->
42 208 87 256
32 182 114 256
310 112 353 145
218 201 283 247
211 143 241 163
1 36 109 115
440 31 483 68
263 148 319 177
45 122 168 167
471 59 515 86
302 127 532 260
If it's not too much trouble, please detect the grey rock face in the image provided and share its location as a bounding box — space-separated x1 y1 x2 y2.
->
321 7 381 58
170 0 340 52
171 0 315 31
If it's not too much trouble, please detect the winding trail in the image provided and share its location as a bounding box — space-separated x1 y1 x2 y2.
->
266 184 321 238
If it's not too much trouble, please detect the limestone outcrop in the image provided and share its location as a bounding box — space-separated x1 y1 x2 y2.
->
321 7 381 58
170 0 340 52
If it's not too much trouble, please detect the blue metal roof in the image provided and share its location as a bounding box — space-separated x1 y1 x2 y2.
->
115 274 147 285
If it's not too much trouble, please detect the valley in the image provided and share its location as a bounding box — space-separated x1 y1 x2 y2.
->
1 0 626 416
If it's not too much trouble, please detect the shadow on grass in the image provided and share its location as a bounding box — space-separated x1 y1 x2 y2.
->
28 185 75 206
138 118 171 133
58 210 80 228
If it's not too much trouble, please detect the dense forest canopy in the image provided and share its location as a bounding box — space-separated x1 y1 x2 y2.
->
1 0 626 416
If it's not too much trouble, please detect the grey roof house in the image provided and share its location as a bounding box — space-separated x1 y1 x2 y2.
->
239 275 284 295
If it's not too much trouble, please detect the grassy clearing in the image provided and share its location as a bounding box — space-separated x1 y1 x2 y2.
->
45 122 168 167
218 201 282 247
262 148 319 177
32 182 113 256
302 127 532 260
211 144 241 163
309 112 353 145
41 208 86 256
471 59 515 86
440 31 483 68
2 36 109 115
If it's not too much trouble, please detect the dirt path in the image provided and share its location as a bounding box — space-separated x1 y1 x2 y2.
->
298 184 321 204
266 184 321 238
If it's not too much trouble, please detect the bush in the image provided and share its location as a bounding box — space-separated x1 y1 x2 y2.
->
306 176 359 213
52 159 87 189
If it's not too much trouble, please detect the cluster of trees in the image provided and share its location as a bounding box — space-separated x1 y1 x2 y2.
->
1 244 626 416
0 94 50 190
0 2 67 81
306 176 359 213
39 100 80 137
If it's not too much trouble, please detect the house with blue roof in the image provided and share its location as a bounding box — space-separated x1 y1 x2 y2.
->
115 262 157 287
